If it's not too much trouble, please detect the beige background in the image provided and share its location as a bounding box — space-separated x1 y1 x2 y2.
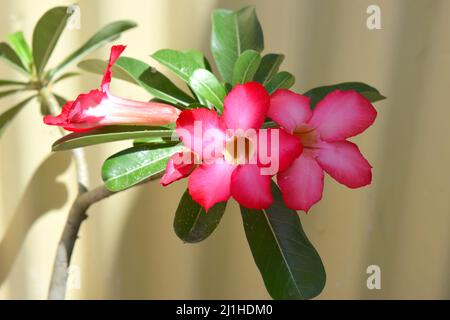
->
0 0 449 299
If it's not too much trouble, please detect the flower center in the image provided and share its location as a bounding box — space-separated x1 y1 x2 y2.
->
293 125 320 148
223 135 255 165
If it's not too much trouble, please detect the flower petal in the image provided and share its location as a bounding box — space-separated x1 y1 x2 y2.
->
43 90 105 132
222 82 270 130
268 89 312 133
188 159 235 211
160 151 196 186
316 140 372 188
99 92 181 126
101 45 126 91
176 108 226 161
43 100 73 126
257 128 303 174
309 90 377 141
231 164 273 209
277 152 324 212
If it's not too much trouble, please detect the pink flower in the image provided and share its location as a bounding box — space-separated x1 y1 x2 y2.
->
44 45 180 132
161 82 302 211
268 89 377 212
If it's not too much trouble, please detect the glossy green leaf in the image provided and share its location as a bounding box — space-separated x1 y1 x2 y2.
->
52 126 175 151
240 182 326 300
232 49 261 86
78 57 194 106
211 6 264 83
102 144 183 191
203 56 213 72
151 49 205 82
133 136 165 146
224 82 233 93
133 136 176 147
186 102 208 109
188 69 226 111
32 6 72 74
304 82 386 109
188 85 210 108
174 190 227 243
7 31 33 72
0 42 28 74
117 57 194 106
0 96 34 137
266 71 295 94
254 53 284 85
49 20 137 79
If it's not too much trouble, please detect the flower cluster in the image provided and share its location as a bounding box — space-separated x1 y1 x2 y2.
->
46 46 377 212
161 82 302 210
162 82 376 212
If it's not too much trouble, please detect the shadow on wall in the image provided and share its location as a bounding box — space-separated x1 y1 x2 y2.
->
0 152 70 285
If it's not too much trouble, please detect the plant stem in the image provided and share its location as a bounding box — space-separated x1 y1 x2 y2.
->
47 177 161 300
47 185 114 300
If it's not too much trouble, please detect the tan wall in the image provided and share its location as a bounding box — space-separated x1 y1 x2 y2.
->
0 0 449 299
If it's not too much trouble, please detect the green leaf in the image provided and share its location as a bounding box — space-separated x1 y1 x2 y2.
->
0 79 26 87
232 49 261 86
186 102 208 109
224 82 233 93
78 57 194 106
304 82 386 109
174 189 227 243
203 56 213 72
254 53 284 85
188 86 210 108
266 71 295 94
7 31 33 72
53 71 79 84
52 126 175 151
188 69 226 111
117 57 195 106
54 94 67 107
32 6 73 74
262 120 278 129
151 49 205 82
48 20 136 79
0 89 23 99
133 136 176 147
240 182 326 300
0 96 34 137
211 6 264 83
39 95 51 115
41 93 67 115
102 144 183 191
0 42 29 75
78 59 137 84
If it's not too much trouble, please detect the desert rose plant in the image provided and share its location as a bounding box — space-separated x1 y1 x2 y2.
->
1 5 386 300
